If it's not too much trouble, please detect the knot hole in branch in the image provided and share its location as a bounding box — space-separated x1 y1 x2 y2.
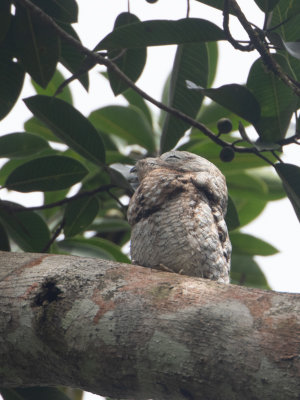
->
34 279 62 306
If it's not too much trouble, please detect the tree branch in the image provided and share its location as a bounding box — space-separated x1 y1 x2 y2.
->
1 251 300 399
9 184 116 212
223 0 254 51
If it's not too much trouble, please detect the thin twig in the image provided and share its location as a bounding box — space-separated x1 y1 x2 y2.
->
107 188 127 215
271 151 284 163
12 184 115 212
42 219 65 253
252 149 274 166
223 0 254 51
186 0 190 18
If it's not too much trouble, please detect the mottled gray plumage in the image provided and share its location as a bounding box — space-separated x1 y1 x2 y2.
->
127 151 231 283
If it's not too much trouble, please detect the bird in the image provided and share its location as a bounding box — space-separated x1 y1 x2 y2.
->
127 150 231 283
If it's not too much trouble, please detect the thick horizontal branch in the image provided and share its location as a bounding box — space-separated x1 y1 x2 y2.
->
0 251 300 399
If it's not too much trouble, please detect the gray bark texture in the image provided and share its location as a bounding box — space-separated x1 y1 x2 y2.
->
0 251 300 400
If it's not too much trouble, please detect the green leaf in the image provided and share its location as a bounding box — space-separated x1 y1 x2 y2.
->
230 232 278 256
187 81 261 124
193 100 251 134
107 13 146 95
105 151 135 165
230 255 270 289
64 196 99 237
24 95 106 165
282 41 300 60
91 217 131 233
0 0 11 42
5 155 88 192
0 201 50 252
254 0 281 12
122 88 153 126
59 388 83 400
24 116 61 143
160 42 208 152
0 148 57 185
247 54 298 142
0 132 49 158
58 237 130 263
158 73 171 129
108 167 133 191
0 223 10 251
267 1 300 37
225 196 240 231
253 168 286 201
96 18 225 50
226 173 268 227
43 187 70 219
274 163 300 222
31 0 78 23
227 172 268 200
58 22 89 91
89 105 155 152
267 4 300 85
233 197 266 228
0 387 73 400
207 41 218 87
0 41 25 120
13 5 60 88
31 69 72 104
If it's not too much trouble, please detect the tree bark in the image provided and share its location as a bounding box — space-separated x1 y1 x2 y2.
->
0 251 300 400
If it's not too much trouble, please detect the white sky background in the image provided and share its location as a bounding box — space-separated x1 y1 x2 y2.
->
1 1 300 400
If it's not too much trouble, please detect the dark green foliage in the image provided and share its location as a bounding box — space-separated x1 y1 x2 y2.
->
5 155 88 192
247 55 297 143
187 81 261 124
64 196 99 237
97 18 225 50
0 39 25 120
0 201 50 252
25 95 106 164
0 387 76 400
13 5 60 88
160 43 209 152
107 13 147 95
89 105 155 152
275 163 300 221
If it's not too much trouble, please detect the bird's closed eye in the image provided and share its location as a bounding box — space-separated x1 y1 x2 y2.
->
166 155 181 160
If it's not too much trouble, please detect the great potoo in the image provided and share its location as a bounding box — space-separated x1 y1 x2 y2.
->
127 150 231 283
